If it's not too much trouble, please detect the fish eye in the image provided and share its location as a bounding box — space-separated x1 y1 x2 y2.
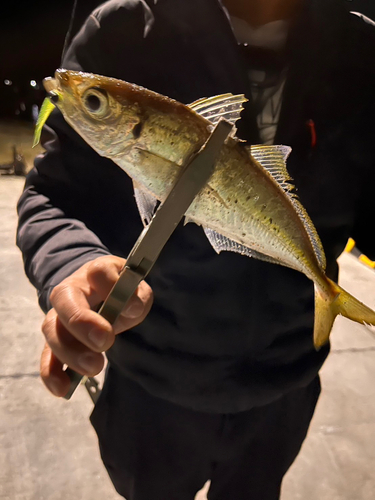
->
82 88 109 116
86 94 101 111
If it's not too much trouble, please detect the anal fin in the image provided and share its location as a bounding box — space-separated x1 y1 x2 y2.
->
203 227 281 266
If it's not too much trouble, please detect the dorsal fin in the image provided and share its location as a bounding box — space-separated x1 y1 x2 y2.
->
188 94 248 132
249 145 293 191
249 144 326 270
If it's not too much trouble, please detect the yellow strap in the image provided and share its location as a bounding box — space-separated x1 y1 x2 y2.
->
344 238 356 253
359 254 375 269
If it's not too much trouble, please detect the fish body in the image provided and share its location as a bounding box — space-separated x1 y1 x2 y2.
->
38 69 375 348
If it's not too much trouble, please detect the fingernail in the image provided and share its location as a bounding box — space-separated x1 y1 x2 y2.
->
123 300 144 318
78 352 98 373
88 328 107 349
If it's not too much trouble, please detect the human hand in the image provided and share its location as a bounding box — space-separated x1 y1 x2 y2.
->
40 255 153 397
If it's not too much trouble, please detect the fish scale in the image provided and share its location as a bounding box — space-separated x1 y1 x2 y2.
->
35 68 375 349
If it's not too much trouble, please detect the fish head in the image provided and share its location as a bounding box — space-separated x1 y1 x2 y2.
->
43 69 143 157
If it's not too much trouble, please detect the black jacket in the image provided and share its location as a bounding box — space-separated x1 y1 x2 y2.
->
17 0 375 412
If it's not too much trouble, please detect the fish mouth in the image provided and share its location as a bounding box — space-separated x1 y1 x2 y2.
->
33 73 65 147
41 77 59 110
43 73 65 104
43 68 73 98
43 76 59 93
53 68 74 89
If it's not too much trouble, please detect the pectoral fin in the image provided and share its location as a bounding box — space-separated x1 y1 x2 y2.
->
133 180 158 226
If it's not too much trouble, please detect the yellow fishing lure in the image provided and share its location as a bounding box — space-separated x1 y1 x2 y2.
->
33 98 56 147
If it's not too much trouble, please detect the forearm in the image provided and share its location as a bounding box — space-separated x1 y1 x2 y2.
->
17 182 110 312
16 114 120 312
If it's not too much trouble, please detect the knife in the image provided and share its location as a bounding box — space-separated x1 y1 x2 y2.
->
63 118 233 400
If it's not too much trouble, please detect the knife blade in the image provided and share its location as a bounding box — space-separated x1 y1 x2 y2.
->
63 118 233 400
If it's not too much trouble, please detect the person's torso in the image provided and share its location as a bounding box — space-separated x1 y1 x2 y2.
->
64 0 375 412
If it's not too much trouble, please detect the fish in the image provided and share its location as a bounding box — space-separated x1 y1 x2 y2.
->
35 68 375 349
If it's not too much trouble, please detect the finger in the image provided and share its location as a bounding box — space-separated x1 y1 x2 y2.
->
50 281 115 352
86 255 126 300
42 310 105 376
87 255 144 315
87 257 152 330
113 280 154 334
40 342 70 397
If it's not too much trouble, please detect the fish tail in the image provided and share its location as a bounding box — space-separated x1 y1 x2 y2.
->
313 277 375 349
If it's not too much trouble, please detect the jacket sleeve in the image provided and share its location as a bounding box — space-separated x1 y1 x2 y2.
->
16 1 150 312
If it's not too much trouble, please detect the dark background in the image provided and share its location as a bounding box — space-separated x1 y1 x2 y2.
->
1 0 375 121
0 0 102 120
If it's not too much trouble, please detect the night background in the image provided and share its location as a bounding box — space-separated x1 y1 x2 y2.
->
1 2 375 498
0 0 101 121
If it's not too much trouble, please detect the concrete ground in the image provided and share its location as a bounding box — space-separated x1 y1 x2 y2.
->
1 174 375 500
0 121 44 172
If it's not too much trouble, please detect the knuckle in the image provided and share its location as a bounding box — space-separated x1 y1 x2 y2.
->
49 282 68 305
41 311 56 338
66 307 86 330
88 258 108 278
87 256 125 290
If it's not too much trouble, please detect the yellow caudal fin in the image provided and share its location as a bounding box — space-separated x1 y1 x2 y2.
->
314 278 375 349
